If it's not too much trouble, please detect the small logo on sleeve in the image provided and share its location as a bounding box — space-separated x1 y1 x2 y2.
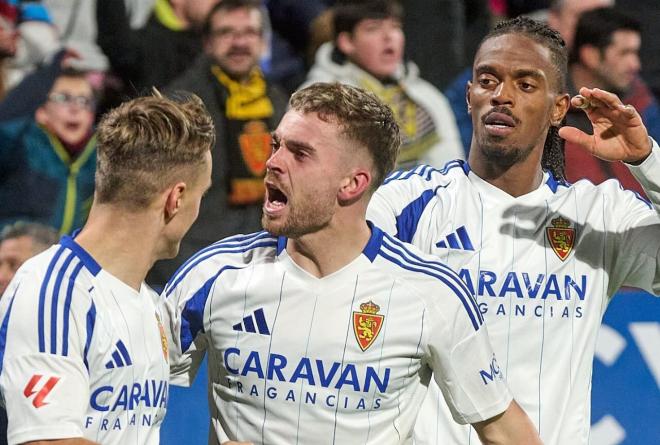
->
353 300 385 351
546 216 575 261
23 374 61 408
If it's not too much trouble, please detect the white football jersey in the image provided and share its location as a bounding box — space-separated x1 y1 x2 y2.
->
161 226 512 445
0 236 169 445
367 143 660 445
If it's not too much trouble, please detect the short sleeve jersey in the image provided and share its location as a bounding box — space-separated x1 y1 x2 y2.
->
161 225 512 445
366 144 660 445
0 236 169 445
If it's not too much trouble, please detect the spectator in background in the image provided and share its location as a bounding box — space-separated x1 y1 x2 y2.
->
264 0 333 94
303 0 464 169
565 7 660 195
0 221 58 296
0 68 96 234
0 0 59 97
44 0 159 74
547 0 614 49
147 0 287 288
96 0 220 93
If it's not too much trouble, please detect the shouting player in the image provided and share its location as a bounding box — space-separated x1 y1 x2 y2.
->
367 17 660 445
0 91 214 444
161 82 540 444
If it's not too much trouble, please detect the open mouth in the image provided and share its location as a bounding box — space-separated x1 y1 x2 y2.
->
264 182 288 214
65 122 82 132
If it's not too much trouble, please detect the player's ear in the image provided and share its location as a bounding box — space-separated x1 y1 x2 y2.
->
551 93 571 126
164 182 186 222
337 31 356 57
338 168 371 204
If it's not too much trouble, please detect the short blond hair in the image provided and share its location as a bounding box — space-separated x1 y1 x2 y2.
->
95 91 215 209
290 83 400 190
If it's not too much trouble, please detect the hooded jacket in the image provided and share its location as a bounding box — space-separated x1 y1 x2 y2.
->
302 42 464 169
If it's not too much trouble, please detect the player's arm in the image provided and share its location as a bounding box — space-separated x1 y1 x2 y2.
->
1 271 94 444
160 267 214 386
368 167 442 240
421 271 539 442
472 400 542 445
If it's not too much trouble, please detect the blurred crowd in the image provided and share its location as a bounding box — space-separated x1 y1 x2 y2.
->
1 0 660 290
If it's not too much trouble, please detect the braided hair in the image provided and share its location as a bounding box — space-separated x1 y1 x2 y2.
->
482 17 568 181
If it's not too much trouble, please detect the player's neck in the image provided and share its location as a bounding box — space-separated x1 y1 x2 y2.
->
74 205 160 291
286 217 372 279
468 147 545 197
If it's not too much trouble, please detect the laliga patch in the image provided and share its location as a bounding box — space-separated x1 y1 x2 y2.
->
546 216 575 261
353 300 384 351
23 374 60 408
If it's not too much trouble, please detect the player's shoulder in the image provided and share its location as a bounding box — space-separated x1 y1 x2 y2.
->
9 242 97 302
380 161 468 190
163 231 279 296
373 231 483 328
375 231 470 297
563 176 652 209
374 160 470 204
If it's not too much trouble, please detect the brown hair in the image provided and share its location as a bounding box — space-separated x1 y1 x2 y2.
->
95 90 215 209
290 82 400 190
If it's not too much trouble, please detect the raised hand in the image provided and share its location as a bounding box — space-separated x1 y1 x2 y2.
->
558 87 652 164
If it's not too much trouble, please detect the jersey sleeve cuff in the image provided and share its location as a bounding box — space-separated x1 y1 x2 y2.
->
9 424 83 444
454 391 513 425
627 138 660 197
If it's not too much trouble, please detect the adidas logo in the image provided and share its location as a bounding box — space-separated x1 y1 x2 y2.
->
105 340 133 369
233 308 270 335
435 226 475 251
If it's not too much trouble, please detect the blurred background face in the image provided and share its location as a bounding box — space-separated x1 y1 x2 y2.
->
36 75 95 146
0 236 36 295
338 17 404 79
596 29 641 93
548 0 614 48
205 7 264 80
0 16 17 58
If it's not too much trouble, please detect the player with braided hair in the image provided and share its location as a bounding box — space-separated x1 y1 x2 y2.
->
368 15 660 445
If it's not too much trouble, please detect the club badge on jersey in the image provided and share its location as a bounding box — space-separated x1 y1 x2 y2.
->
353 300 385 351
546 216 575 261
155 312 168 361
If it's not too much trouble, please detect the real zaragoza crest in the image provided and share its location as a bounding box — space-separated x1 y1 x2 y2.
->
546 216 575 261
155 312 168 361
238 120 271 176
353 300 384 351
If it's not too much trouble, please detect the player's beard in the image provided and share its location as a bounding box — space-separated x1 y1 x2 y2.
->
477 137 536 169
262 191 335 238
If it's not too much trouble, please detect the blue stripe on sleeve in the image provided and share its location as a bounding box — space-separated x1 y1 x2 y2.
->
180 266 241 351
383 234 481 320
380 235 483 328
83 301 96 371
165 232 275 297
38 246 65 353
394 189 436 243
61 261 85 357
50 252 76 354
0 286 19 375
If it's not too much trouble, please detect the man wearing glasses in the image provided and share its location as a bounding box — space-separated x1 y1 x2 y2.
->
149 0 287 288
0 68 97 235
